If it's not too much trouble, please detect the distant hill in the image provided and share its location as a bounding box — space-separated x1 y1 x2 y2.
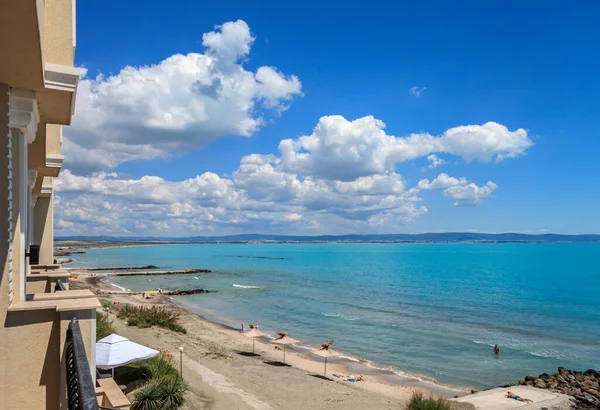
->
55 232 600 243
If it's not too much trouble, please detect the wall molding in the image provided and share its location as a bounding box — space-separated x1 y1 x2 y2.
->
46 154 65 169
8 89 39 144
44 64 80 117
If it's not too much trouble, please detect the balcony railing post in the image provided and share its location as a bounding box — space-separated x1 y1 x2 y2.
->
66 318 99 410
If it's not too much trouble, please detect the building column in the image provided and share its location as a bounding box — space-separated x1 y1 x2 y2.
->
8 89 39 300
34 195 54 265
0 84 13 311
10 129 27 302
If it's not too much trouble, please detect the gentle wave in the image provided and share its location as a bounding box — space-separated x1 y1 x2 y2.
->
220 255 288 260
322 312 360 321
472 340 495 347
232 284 261 289
110 283 130 292
339 355 361 363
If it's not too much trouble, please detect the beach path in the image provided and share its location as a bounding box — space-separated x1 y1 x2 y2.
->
105 296 414 410
183 354 271 410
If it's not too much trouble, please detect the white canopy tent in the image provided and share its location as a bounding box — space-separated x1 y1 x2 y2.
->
96 334 159 376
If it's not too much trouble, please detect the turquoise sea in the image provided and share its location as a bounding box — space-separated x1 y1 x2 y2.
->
73 243 600 389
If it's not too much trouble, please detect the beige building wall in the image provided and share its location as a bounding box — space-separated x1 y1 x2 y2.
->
0 2 115 410
34 196 54 264
44 0 76 66
3 309 61 410
46 123 62 156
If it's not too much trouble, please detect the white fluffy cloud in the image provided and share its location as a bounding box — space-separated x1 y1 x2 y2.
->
55 112 531 234
418 173 498 206
418 173 466 190
55 19 533 240
425 154 446 169
55 166 427 235
277 116 531 181
64 20 302 174
442 182 498 206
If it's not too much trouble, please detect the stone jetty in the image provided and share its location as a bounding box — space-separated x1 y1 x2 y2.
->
508 367 600 408
86 265 159 271
98 288 210 296
89 268 212 277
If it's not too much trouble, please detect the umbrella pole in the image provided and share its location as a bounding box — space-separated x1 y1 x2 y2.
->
324 357 327 376
283 346 286 364
253 337 255 354
112 368 114 378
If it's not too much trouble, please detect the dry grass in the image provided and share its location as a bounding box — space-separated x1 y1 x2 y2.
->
202 342 229 360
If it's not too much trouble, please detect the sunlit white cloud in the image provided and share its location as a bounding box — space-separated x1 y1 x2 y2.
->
278 116 532 181
56 114 530 235
418 173 498 206
64 20 302 174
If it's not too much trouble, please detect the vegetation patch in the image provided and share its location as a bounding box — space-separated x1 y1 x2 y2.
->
96 311 116 340
115 304 187 334
202 342 229 360
113 350 188 410
406 393 452 410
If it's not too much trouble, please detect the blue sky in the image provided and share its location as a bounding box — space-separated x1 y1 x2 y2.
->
54 0 600 236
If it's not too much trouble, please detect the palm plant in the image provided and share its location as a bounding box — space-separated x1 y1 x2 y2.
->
132 376 187 410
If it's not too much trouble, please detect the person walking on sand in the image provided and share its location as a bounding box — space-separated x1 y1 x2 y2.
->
255 320 259 329
494 344 500 355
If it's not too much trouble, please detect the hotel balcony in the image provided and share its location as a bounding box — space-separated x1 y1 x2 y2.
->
5 260 131 409
0 0 130 408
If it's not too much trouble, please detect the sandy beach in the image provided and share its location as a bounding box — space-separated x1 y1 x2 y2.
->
72 269 474 410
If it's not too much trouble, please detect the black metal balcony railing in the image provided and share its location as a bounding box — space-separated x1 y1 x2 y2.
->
56 279 67 292
66 318 99 410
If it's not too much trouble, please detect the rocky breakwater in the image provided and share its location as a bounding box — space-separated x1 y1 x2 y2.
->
517 367 600 409
162 289 210 296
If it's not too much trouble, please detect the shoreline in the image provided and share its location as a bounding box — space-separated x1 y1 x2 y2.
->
170 295 470 398
73 267 469 399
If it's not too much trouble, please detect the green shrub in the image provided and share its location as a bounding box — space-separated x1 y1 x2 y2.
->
131 353 187 410
132 376 187 410
96 311 116 340
116 305 186 333
115 350 180 390
142 355 180 380
406 393 452 410
100 298 114 310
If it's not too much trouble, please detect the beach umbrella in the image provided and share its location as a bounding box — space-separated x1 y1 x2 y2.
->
270 331 300 364
96 334 159 376
311 340 340 377
243 327 265 354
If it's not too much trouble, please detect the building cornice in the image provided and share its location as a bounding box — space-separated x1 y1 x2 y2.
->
44 63 80 116
46 154 64 169
40 182 53 197
8 89 40 144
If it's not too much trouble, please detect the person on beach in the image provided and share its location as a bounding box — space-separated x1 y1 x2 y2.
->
494 344 500 355
241 323 244 331
255 320 259 329
506 391 532 403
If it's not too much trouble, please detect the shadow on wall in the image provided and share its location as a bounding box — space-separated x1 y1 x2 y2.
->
4 309 61 407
